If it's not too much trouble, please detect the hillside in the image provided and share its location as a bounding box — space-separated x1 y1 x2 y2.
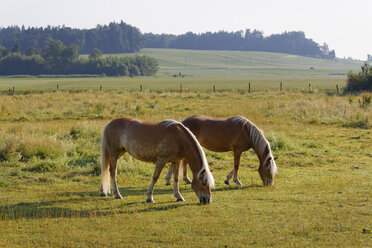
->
130 48 362 77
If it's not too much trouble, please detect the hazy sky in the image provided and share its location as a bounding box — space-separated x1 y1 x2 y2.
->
1 0 371 60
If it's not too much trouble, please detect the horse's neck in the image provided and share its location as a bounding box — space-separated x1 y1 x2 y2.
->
180 128 204 175
187 155 203 177
249 126 269 162
254 143 270 163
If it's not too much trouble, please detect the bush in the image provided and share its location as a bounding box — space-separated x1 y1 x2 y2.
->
345 62 372 93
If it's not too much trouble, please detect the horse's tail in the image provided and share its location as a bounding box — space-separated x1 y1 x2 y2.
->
100 126 111 196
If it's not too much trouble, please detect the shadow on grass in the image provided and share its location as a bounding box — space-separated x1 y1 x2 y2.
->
0 184 259 220
0 199 198 220
213 184 263 192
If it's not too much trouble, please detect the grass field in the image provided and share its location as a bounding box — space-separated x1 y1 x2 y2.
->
0 49 370 247
132 48 362 77
0 76 349 94
0 88 371 247
0 48 363 95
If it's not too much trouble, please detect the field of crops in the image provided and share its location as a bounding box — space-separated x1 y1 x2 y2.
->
0 86 371 247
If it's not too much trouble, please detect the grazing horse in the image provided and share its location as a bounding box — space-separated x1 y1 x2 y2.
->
100 117 215 204
165 115 277 186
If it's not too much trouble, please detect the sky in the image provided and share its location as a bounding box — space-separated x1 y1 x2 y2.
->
1 0 371 60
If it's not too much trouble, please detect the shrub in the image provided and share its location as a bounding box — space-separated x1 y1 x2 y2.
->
345 62 372 93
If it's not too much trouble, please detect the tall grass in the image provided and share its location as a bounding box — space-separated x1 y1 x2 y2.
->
0 90 370 247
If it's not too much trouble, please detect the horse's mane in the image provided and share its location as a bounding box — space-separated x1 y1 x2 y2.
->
162 120 215 188
230 116 277 174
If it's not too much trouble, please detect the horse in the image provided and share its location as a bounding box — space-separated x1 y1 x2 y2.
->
165 115 277 186
100 117 215 204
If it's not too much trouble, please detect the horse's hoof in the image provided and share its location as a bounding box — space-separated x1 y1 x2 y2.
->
165 181 171 186
176 197 185 202
146 198 155 203
224 180 230 185
115 194 123 199
185 179 192 184
100 193 107 197
234 180 243 186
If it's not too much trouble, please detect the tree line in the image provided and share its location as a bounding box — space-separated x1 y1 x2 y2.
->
0 21 336 59
0 21 144 54
144 30 335 59
0 40 158 76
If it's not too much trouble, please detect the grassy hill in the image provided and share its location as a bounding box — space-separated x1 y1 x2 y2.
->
130 48 362 77
0 49 363 93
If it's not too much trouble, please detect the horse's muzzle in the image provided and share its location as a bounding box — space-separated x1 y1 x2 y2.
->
199 195 211 204
263 178 273 186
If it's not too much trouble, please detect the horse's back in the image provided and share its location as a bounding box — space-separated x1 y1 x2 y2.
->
182 115 249 152
104 118 184 162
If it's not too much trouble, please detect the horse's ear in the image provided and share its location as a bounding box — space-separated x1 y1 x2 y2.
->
274 156 278 161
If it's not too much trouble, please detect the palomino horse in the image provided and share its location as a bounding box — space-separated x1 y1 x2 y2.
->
100 117 215 204
165 115 277 186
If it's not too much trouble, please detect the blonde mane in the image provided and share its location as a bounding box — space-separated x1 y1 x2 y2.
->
231 116 277 175
162 119 215 188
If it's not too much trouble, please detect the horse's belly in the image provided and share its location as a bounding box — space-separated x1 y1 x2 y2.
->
198 137 232 152
127 148 158 163
202 142 231 152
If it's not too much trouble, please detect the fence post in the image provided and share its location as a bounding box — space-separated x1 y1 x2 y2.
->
140 84 143 92
213 85 216 92
336 84 339 95
180 84 182 93
12 86 15 95
280 82 283 92
57 84 59 91
308 83 311 93
100 85 102 91
248 82 251 93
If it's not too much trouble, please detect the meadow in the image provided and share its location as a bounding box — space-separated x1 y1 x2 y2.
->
0 88 371 247
134 48 362 78
0 49 371 247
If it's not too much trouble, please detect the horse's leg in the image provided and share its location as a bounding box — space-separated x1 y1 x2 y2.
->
181 160 191 184
146 159 167 203
232 150 243 185
224 169 234 185
164 166 172 186
224 151 243 185
109 155 123 199
172 161 185 202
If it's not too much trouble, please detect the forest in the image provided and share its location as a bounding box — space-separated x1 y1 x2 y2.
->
144 30 335 59
0 22 335 59
0 40 158 76
0 21 144 54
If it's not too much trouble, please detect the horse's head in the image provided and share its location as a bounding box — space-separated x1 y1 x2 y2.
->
259 155 278 186
191 168 214 204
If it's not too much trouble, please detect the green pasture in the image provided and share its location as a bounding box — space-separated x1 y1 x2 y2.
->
0 48 363 94
0 90 371 247
0 77 349 94
132 48 362 77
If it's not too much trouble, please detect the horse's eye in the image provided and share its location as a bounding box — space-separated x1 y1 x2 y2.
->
202 181 207 186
